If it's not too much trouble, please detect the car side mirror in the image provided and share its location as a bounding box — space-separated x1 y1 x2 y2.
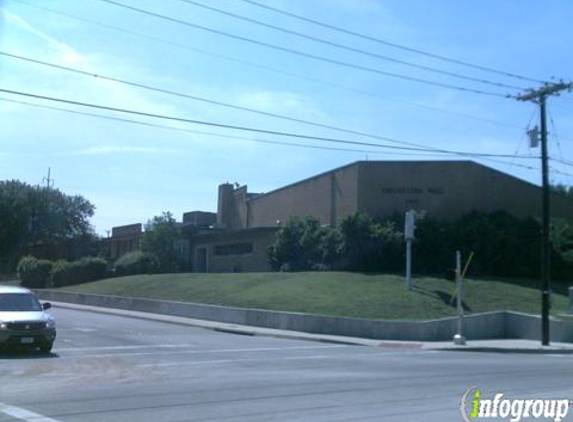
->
42 302 52 310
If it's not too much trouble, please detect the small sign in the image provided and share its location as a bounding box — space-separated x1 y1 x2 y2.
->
405 210 416 240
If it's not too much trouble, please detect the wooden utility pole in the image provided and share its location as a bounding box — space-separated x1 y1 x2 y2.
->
516 82 572 346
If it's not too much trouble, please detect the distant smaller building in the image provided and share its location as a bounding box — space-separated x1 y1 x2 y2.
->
109 223 142 260
188 227 277 273
182 211 216 228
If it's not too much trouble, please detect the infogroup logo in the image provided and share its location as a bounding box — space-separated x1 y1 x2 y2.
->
460 387 570 422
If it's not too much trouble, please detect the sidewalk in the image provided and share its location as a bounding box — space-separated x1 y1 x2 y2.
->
425 339 573 353
50 301 573 354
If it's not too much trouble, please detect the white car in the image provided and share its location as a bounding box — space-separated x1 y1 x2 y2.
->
0 286 56 353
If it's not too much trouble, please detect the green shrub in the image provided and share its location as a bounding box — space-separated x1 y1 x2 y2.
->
51 257 107 287
339 213 403 272
17 256 53 288
81 257 107 281
267 216 338 271
50 260 73 287
114 251 159 276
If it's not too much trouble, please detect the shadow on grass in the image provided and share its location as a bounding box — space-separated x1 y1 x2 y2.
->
435 291 472 312
411 284 472 312
459 275 571 297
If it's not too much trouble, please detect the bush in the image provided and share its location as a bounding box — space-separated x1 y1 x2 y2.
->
17 256 53 288
141 212 181 273
114 251 159 276
51 257 107 287
339 213 403 272
267 217 336 271
82 256 107 281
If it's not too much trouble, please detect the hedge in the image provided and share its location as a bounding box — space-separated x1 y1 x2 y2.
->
51 257 107 288
114 251 159 276
17 256 53 288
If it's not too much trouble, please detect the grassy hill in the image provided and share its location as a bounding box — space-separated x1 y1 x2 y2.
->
51 272 572 320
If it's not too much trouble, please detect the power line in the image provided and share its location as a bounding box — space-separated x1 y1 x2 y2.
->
94 0 510 98
0 95 542 175
550 168 573 179
3 96 544 165
0 97 461 157
547 110 573 185
0 88 541 163
1 51 515 155
8 0 523 130
237 0 547 84
550 157 573 168
174 0 525 91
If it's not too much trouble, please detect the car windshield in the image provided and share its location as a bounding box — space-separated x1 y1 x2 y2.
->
0 294 42 312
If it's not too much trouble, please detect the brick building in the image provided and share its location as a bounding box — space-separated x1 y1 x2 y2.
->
111 160 573 273
108 223 142 261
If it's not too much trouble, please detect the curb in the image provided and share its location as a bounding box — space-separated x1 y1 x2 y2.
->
48 301 393 347
36 290 573 348
430 347 573 355
47 301 573 353
37 289 573 343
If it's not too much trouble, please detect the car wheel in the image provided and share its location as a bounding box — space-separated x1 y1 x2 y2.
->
39 342 53 353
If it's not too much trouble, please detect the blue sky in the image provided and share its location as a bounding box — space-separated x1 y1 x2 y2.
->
1 0 572 235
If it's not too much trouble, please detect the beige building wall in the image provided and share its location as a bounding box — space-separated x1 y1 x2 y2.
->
357 161 573 221
247 163 360 228
190 228 277 273
189 160 573 273
216 161 573 233
109 223 142 260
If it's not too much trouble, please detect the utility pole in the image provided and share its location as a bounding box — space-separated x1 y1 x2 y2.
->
42 167 54 189
516 82 572 346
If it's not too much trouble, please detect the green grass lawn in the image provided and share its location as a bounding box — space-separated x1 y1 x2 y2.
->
53 272 572 321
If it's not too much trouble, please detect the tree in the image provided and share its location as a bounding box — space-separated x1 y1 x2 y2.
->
551 183 573 198
141 212 182 273
339 213 403 272
267 216 338 271
0 180 95 273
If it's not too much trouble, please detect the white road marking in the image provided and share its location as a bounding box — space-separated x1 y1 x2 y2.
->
56 343 201 351
138 353 345 368
137 349 422 368
56 344 350 358
0 402 62 422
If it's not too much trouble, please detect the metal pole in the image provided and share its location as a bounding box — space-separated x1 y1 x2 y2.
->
406 239 412 290
540 95 551 346
454 250 466 345
404 210 415 290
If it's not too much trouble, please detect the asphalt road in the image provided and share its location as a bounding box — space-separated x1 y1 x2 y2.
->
1 307 573 422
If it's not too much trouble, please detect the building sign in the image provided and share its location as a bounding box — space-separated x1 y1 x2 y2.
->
381 187 445 195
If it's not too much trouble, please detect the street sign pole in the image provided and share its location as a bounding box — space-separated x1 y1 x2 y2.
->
453 250 466 345
406 238 412 290
404 210 415 290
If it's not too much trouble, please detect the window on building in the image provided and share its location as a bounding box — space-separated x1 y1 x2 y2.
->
214 242 253 256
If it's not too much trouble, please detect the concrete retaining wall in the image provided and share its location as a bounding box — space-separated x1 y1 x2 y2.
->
36 290 573 342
